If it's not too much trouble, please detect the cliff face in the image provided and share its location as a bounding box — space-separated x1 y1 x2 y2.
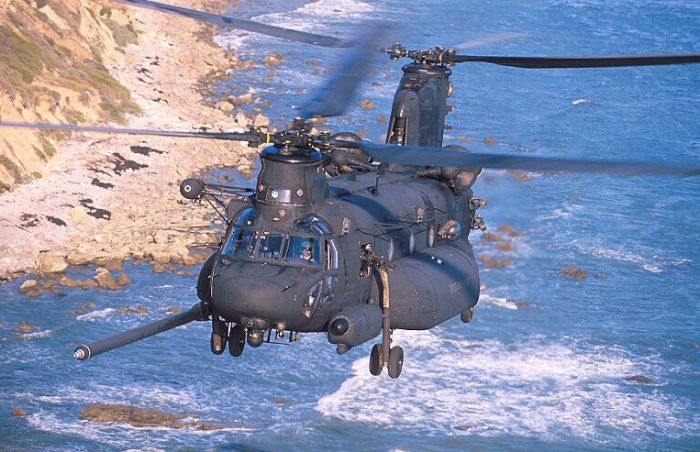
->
0 0 140 190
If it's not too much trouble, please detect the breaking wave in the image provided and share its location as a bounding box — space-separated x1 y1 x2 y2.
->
316 330 698 444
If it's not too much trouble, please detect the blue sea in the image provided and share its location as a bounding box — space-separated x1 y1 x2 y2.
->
1 0 698 450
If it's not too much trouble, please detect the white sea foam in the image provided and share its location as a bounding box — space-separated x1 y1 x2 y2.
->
27 411 252 449
316 330 697 443
18 329 54 340
76 308 116 321
537 201 583 221
572 98 592 105
216 0 375 49
479 294 520 310
571 241 691 274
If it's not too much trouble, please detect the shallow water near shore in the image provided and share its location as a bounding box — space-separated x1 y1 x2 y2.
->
2 0 699 450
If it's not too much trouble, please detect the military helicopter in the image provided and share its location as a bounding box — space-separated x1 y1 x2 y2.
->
2 0 699 378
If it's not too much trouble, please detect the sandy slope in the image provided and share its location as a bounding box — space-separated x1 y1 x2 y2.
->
0 0 261 280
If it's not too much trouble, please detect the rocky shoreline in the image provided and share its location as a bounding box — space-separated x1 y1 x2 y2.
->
0 0 267 282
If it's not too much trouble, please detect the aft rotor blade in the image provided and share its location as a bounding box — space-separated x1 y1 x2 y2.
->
447 53 700 68
300 23 388 118
338 141 700 177
0 121 261 142
116 0 349 48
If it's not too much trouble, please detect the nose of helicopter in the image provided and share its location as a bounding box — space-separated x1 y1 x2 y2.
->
211 259 321 328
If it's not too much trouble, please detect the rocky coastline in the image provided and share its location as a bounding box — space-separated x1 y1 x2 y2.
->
0 0 267 282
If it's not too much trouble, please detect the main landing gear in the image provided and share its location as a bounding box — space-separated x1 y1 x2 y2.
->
368 262 404 379
369 342 404 379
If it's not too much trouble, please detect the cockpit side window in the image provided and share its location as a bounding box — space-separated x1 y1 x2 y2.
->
325 239 338 270
286 236 320 266
222 228 256 258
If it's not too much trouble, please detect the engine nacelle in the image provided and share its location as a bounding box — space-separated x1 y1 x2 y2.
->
327 304 382 348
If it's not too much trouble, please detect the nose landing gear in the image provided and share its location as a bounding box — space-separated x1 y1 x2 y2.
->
228 324 245 357
210 319 227 355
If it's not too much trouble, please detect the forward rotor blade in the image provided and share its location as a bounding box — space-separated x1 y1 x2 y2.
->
447 53 700 68
338 141 700 177
300 23 388 119
453 32 527 51
0 121 260 142
116 0 349 48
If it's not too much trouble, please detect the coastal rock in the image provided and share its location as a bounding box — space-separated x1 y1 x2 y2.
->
58 276 81 288
80 403 226 431
152 252 170 265
264 53 284 67
229 93 253 106
67 250 93 266
181 254 198 266
16 321 35 333
19 279 39 295
79 279 98 290
116 273 132 286
253 114 269 128
215 100 234 113
479 254 511 269
234 111 249 128
497 224 521 237
12 408 27 417
95 268 121 290
561 267 588 279
624 374 655 384
496 242 515 252
359 99 375 110
35 253 68 275
508 170 532 182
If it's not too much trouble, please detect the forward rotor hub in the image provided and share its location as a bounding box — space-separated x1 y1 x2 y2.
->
384 43 457 66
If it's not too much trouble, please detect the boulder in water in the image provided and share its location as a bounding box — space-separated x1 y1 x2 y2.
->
80 403 228 431
624 374 655 384
561 267 588 279
19 279 40 297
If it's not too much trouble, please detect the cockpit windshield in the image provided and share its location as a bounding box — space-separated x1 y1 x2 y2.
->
219 211 329 267
258 233 284 259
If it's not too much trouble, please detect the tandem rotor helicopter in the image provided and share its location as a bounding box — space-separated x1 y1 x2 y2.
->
2 0 699 378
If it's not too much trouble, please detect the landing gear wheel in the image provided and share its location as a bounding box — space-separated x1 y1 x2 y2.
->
210 320 227 355
369 343 383 376
228 325 245 357
387 346 404 379
460 307 475 323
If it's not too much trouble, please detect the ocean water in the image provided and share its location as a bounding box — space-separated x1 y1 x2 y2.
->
1 0 699 450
